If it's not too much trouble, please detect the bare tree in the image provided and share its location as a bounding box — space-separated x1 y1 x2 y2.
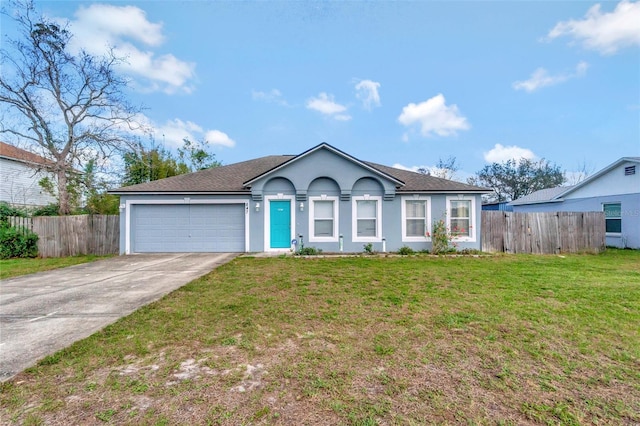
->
432 156 459 180
417 156 460 180
0 1 142 214
564 161 595 186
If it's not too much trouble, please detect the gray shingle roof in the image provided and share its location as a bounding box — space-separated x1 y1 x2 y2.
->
365 162 488 192
111 153 489 194
111 155 293 193
509 186 575 205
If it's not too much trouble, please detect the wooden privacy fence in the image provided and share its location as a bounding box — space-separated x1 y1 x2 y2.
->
9 215 119 258
482 211 606 254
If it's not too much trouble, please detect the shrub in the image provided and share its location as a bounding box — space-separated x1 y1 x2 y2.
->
431 219 456 255
32 203 60 216
0 224 39 259
0 202 26 226
363 243 374 254
397 246 415 255
297 246 322 256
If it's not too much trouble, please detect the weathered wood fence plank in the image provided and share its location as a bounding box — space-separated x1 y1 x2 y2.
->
8 215 119 258
481 211 605 254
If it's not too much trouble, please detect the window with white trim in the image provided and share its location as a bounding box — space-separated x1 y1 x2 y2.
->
309 196 339 242
603 203 621 234
446 196 476 242
352 196 382 241
401 196 431 241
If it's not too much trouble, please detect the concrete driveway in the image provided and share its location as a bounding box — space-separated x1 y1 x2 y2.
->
0 253 238 382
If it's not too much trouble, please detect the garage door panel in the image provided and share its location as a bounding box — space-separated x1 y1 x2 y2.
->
132 204 245 253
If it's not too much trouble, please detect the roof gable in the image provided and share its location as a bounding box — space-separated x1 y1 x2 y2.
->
243 143 404 187
556 157 640 199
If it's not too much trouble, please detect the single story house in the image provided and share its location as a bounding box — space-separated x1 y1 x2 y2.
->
510 157 640 249
0 141 57 208
110 143 491 254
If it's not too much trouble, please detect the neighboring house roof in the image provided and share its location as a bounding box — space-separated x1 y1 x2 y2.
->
554 157 640 199
509 156 640 206
0 141 54 167
111 143 490 194
509 186 575 206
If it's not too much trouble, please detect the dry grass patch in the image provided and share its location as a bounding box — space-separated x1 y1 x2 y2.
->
1 250 639 425
0 255 113 279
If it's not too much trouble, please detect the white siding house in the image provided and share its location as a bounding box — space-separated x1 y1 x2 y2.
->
0 142 57 208
510 157 640 249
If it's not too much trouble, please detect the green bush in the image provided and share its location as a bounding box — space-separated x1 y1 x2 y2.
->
0 202 26 226
431 219 456 255
32 203 60 216
297 246 322 256
397 246 415 255
0 224 39 259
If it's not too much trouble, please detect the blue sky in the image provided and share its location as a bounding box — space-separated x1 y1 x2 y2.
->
3 0 639 182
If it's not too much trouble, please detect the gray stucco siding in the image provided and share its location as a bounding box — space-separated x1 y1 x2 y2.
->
119 192 485 254
290 193 483 253
249 149 398 200
117 147 486 254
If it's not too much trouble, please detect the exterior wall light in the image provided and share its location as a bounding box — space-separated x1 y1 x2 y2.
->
299 202 304 211
255 202 260 212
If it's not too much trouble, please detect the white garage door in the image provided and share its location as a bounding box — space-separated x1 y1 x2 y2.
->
131 204 245 253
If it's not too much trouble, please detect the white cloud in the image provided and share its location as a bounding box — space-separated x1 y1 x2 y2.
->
306 92 351 121
355 79 381 110
146 118 235 149
65 4 196 94
392 163 432 173
483 144 537 163
252 89 289 106
204 130 236 148
546 0 640 54
513 61 589 92
397 94 470 137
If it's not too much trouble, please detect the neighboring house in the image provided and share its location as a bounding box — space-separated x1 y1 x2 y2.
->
0 141 57 208
481 201 513 212
110 143 491 254
510 157 640 249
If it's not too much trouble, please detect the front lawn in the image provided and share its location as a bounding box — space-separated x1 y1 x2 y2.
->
0 255 113 280
1 250 639 425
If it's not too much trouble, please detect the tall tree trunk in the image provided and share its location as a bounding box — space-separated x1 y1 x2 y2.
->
57 168 71 215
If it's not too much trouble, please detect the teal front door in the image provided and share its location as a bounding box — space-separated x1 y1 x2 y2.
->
270 201 291 248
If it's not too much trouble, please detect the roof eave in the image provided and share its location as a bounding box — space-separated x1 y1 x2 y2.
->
509 198 565 206
397 189 492 194
108 190 250 196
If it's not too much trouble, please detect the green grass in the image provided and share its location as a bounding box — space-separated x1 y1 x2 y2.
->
0 255 113 279
1 250 639 425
